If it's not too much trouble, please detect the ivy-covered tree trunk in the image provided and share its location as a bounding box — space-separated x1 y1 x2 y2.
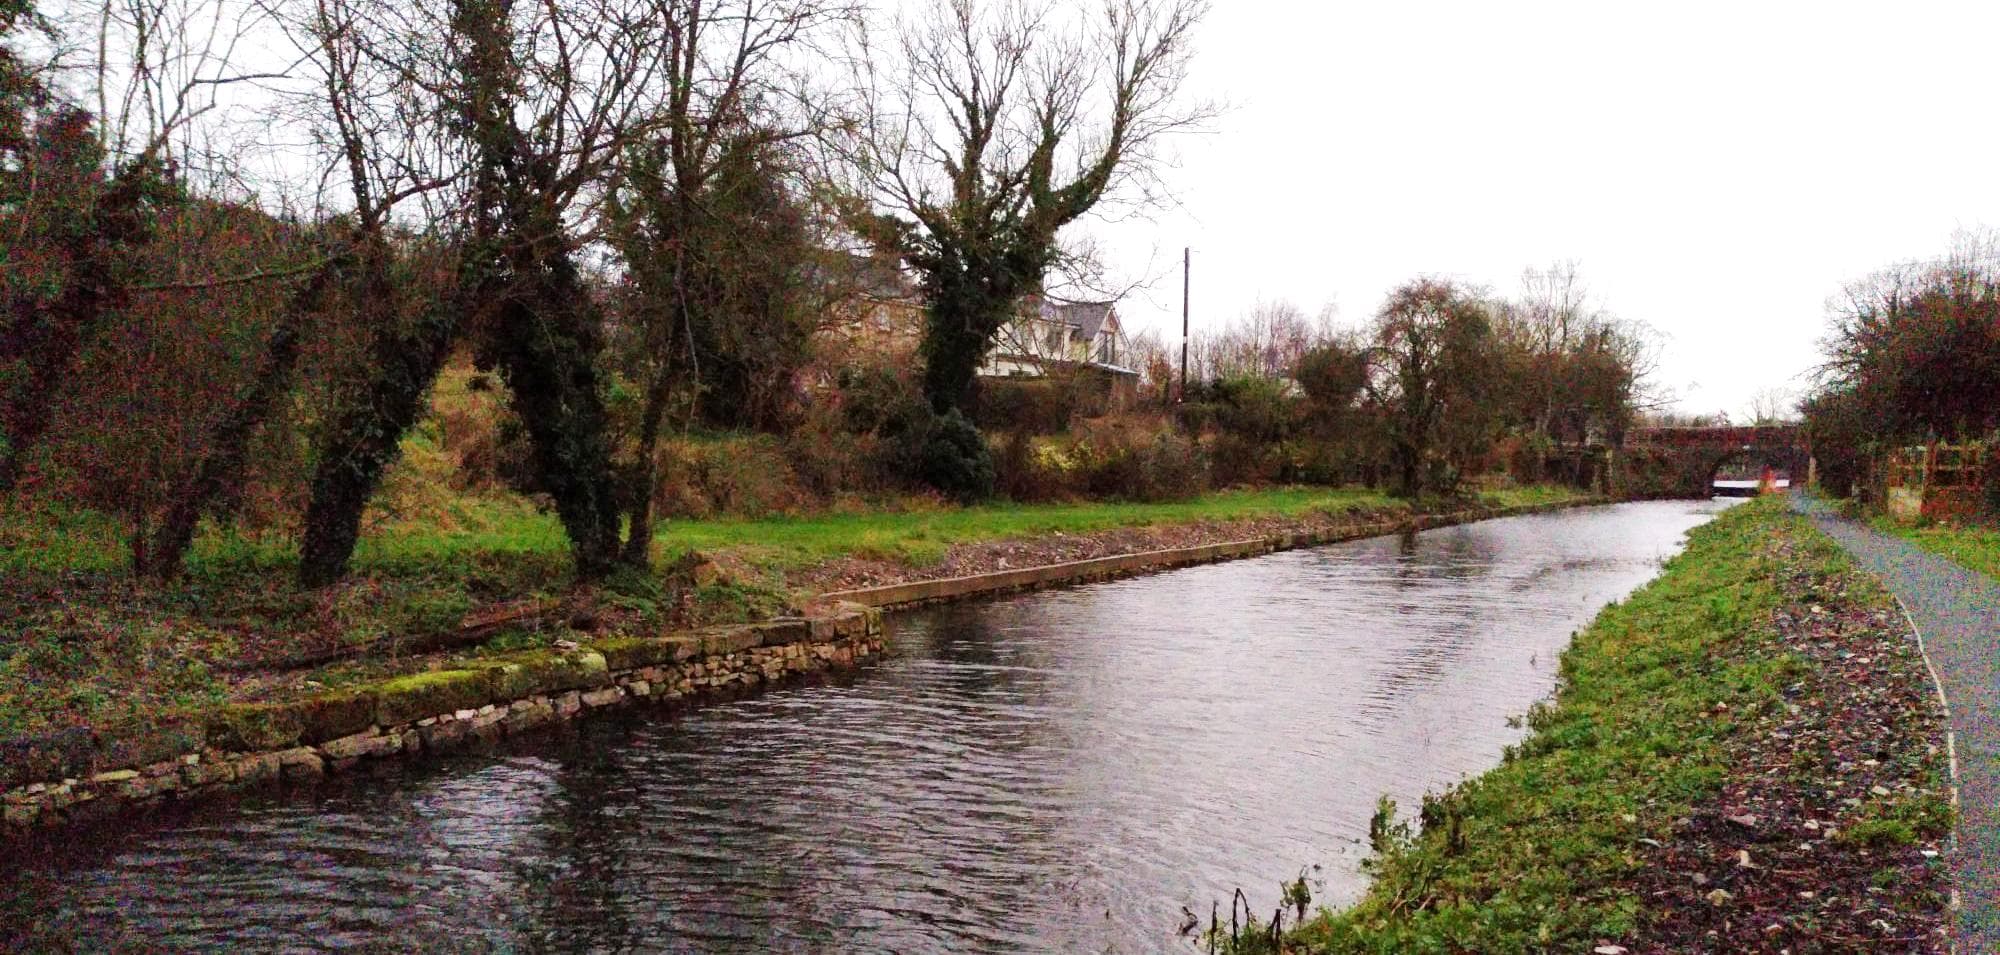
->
474 231 625 580
919 298 1011 414
620 366 672 566
148 259 339 579
913 247 1046 415
0 160 156 493
297 254 455 588
444 0 626 581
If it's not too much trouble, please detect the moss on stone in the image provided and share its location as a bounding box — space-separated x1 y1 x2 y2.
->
595 636 688 671
93 714 203 771
478 660 536 702
205 702 304 752
292 691 377 744
476 650 609 699
372 670 492 727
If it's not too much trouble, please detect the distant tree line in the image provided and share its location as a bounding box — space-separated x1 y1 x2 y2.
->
1117 264 1657 499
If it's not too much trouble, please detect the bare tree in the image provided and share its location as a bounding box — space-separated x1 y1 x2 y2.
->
843 0 1213 420
273 0 491 586
1490 262 1661 453
1367 278 1496 499
139 0 447 579
1188 298 1334 382
1744 386 1800 427
605 0 849 566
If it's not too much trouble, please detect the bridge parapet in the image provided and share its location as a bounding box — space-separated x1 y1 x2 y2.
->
1628 425 1804 449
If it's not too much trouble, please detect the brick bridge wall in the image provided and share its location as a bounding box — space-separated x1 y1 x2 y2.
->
1619 426 1810 499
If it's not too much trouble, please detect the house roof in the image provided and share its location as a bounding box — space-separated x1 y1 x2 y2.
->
1037 299 1116 341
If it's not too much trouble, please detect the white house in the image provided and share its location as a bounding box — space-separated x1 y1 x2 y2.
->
980 296 1134 379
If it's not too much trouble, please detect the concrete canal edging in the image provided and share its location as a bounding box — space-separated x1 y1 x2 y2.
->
0 494 1607 841
1 606 885 839
821 496 1611 609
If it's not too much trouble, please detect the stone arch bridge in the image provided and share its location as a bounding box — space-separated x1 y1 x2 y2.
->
1620 425 1811 498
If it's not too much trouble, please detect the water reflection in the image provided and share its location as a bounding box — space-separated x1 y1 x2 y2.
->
0 499 1734 953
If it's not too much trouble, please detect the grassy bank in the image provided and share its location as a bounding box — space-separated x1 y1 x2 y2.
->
1226 497 1953 953
0 484 1584 744
0 485 1602 577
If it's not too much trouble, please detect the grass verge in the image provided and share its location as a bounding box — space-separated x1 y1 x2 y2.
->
1881 519 2000 583
0 485 1587 577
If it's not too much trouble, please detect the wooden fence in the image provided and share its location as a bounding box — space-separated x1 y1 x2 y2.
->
1885 442 1988 522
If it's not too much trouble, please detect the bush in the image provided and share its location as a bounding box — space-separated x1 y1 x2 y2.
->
1207 432 1280 487
970 377 1077 435
1210 375 1299 444
783 398 883 499
915 408 995 503
1500 433 1548 485
649 434 815 518
1127 430 1207 501
1173 398 1224 436
1073 423 1207 502
1173 375 1310 488
1286 438 1356 486
837 364 929 438
994 431 1074 502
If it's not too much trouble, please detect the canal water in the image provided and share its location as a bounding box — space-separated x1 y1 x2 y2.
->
0 500 1735 953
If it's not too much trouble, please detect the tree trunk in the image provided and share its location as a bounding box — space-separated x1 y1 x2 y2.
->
479 245 624 581
1394 440 1421 499
620 363 673 566
148 263 335 579
920 296 1010 414
297 258 456 588
0 173 151 493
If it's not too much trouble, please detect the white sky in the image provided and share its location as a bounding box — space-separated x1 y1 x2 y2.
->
1085 1 2000 417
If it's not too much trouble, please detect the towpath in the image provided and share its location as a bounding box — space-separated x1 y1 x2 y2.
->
1791 494 1999 950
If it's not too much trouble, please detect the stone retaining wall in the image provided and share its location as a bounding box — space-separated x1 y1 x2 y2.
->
1 605 885 837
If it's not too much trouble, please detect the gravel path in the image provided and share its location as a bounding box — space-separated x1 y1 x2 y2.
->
1792 493 2000 950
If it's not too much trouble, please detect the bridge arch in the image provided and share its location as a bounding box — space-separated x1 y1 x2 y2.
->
1624 425 1810 498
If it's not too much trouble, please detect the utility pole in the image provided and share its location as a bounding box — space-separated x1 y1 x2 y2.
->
1178 247 1190 404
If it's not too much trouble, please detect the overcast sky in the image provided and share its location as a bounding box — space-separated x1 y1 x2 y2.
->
1085 1 2000 418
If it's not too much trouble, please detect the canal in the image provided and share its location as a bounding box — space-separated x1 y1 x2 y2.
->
0 500 1735 952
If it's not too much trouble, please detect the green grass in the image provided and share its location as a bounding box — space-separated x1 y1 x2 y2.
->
1884 521 2000 583
656 484 1578 570
2 485 1580 578
1224 498 1870 953
652 486 1412 569
0 495 572 577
